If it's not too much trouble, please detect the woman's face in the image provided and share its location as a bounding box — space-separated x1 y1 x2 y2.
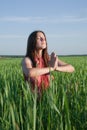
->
36 32 47 50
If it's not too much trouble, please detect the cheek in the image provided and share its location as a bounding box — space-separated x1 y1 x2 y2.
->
43 43 47 48
36 42 41 48
36 41 47 49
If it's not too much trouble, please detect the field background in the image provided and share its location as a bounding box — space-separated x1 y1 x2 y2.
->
0 56 87 130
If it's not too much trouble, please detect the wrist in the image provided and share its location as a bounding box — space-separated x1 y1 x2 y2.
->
55 66 58 71
49 67 54 72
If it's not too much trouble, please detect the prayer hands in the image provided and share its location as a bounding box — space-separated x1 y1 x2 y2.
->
49 52 58 71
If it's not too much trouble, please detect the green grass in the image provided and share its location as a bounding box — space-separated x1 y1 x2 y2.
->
0 56 87 130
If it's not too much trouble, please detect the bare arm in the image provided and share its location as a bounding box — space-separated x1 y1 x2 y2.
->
49 52 75 73
22 57 55 77
56 57 75 73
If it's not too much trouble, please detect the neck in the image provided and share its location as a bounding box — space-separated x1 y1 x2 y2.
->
36 50 42 58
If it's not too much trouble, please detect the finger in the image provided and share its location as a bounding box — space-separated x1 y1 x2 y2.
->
51 52 56 57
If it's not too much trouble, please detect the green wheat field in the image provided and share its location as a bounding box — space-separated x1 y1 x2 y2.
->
0 56 87 130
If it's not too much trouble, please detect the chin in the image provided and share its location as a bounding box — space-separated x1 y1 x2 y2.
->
43 46 46 49
42 45 46 49
38 45 46 50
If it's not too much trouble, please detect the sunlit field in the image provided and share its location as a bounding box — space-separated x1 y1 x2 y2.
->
0 56 87 130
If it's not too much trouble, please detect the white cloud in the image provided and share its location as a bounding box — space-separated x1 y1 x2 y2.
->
0 15 87 24
0 16 47 23
63 15 87 23
47 32 87 38
0 32 86 39
0 34 26 39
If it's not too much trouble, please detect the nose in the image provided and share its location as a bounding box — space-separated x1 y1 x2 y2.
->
40 37 45 42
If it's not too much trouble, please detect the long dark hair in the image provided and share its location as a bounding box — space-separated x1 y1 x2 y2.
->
26 30 49 67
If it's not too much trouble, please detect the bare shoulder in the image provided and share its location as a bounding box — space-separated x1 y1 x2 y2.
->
22 57 32 68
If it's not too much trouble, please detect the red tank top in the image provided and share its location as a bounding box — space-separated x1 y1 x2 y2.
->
23 57 50 92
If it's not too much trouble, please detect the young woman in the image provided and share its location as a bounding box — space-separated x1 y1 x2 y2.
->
22 30 75 94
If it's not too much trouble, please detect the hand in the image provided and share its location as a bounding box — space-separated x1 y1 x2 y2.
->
49 52 58 70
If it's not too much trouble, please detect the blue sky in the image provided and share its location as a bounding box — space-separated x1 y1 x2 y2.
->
0 0 87 55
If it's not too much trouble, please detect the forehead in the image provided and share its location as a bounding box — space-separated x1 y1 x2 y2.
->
37 32 45 37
